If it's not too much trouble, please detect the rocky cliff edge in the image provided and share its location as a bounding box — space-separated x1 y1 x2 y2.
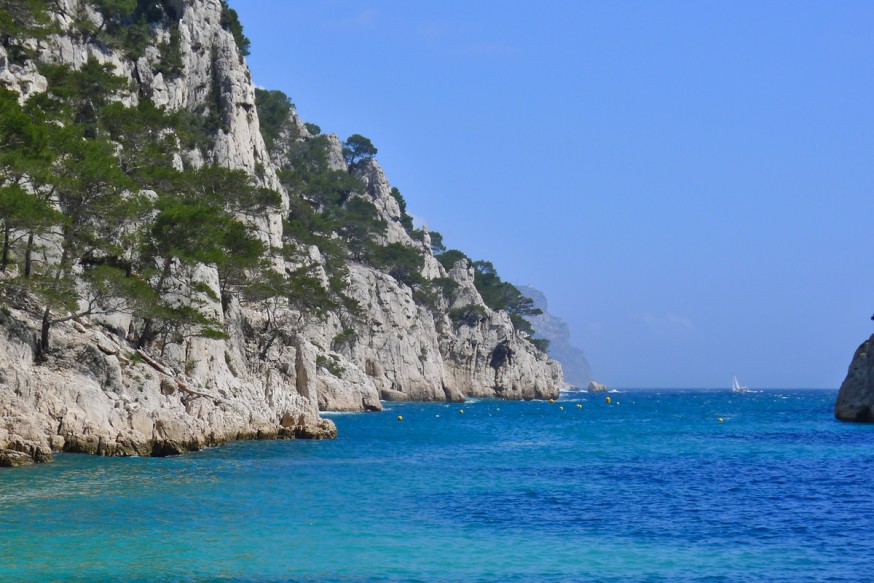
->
0 0 564 465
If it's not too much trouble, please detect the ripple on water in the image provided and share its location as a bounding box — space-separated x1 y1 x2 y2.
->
0 390 872 582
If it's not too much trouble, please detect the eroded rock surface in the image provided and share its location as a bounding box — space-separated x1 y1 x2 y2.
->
835 334 874 422
0 0 564 465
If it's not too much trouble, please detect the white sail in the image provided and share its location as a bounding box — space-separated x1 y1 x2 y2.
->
732 375 749 393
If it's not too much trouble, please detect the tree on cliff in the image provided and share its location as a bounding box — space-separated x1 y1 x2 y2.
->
342 134 377 169
0 0 56 64
39 59 128 137
254 88 294 151
30 126 142 357
136 167 274 348
219 0 250 56
0 88 58 273
472 260 541 335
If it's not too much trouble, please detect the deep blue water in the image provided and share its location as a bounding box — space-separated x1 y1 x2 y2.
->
1 389 872 582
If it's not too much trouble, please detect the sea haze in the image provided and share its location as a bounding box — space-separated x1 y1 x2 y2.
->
1 390 871 582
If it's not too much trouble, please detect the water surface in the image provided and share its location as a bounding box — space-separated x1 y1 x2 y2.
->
1 389 871 582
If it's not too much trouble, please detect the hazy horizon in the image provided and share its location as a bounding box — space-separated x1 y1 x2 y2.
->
232 0 874 389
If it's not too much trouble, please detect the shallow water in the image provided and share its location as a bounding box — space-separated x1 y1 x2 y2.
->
1 389 872 582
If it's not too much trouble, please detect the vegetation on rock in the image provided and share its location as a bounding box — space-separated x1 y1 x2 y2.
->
342 134 377 169
0 0 550 365
219 0 250 56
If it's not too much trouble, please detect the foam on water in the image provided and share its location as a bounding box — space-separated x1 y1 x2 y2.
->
0 389 872 582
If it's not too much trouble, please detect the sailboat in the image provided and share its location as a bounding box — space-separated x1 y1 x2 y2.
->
732 375 749 393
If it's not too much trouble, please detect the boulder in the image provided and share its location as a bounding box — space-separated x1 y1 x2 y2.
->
587 381 608 393
0 449 36 468
835 334 874 422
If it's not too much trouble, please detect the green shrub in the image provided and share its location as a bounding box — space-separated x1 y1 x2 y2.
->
529 337 550 353
255 88 294 151
430 277 459 303
219 0 250 56
390 187 414 233
436 249 469 271
316 354 344 377
473 260 541 336
332 328 357 350
367 242 423 287
449 304 487 327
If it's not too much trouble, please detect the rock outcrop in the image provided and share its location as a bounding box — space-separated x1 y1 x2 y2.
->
587 381 608 393
835 334 874 422
0 0 565 465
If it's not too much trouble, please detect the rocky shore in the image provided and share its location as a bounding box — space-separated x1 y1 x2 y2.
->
0 0 564 466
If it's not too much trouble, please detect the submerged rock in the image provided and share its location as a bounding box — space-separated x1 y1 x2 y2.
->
835 334 874 422
0 449 38 467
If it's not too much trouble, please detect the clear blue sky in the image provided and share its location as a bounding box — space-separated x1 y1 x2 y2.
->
231 0 874 388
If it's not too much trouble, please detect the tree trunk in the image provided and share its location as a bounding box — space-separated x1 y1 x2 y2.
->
259 330 279 361
138 255 173 348
23 231 33 277
38 305 51 360
0 223 10 271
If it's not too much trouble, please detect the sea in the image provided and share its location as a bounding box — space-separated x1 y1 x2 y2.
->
1 389 872 583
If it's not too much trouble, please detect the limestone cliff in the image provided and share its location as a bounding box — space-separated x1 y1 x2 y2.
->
0 0 564 465
518 285 592 388
835 334 874 422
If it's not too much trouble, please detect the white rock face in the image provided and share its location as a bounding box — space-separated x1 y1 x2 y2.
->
305 258 562 409
419 229 446 281
0 46 47 100
439 307 564 400
354 159 416 247
324 134 348 172
0 305 335 464
587 381 608 393
0 0 565 464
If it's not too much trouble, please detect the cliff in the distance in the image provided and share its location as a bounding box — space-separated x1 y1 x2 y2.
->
0 0 563 466
519 285 592 388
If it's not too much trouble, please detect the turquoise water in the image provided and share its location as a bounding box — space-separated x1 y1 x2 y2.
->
1 389 872 582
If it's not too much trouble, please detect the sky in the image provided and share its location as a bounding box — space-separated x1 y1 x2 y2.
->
230 0 874 388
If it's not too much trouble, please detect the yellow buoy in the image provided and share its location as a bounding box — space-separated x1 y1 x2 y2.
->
718 417 724 423
605 396 611 404
397 416 403 421
576 404 582 409
559 406 564 411
549 399 555 404
459 409 464 414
